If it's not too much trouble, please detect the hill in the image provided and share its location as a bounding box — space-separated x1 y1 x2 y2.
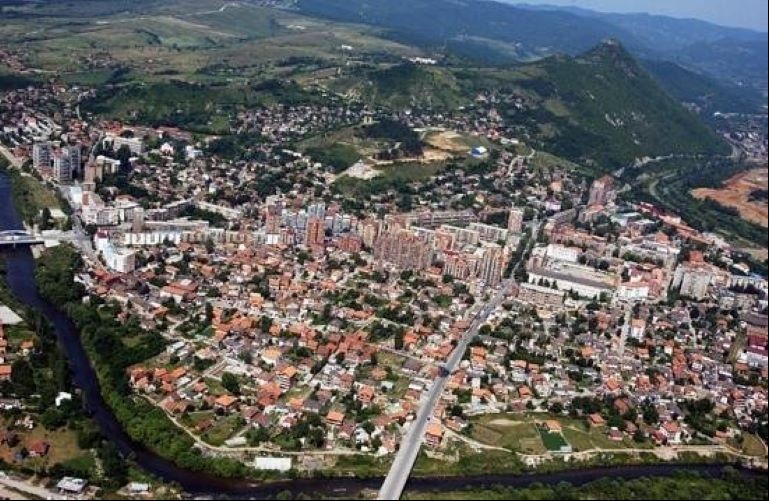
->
507 41 730 169
355 63 466 109
330 40 729 171
675 37 769 92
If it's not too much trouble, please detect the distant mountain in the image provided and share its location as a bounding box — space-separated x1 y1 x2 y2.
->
512 3 768 91
297 0 768 95
674 37 768 91
295 0 644 60
515 4 765 50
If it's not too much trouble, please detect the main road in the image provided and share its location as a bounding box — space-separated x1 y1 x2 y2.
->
378 221 541 500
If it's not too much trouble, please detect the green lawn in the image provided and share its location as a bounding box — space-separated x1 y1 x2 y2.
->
539 429 569 452
560 426 594 452
740 433 767 457
333 453 392 477
201 415 242 446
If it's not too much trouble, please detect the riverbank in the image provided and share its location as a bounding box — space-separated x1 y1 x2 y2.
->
0 158 65 230
403 467 768 500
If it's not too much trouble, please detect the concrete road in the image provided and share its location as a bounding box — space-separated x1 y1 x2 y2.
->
0 473 54 500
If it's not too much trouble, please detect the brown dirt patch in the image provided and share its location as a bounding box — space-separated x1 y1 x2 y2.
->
692 167 768 228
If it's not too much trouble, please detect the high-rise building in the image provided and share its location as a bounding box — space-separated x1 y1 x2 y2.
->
132 207 145 233
32 141 52 171
359 221 380 248
107 134 145 155
66 144 81 176
265 204 282 234
508 208 524 234
306 216 325 247
588 175 615 207
444 251 474 281
373 228 432 271
338 233 362 254
52 152 72 183
478 243 504 286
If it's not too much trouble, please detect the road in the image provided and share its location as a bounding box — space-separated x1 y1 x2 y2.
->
377 221 541 500
0 145 24 169
0 474 54 500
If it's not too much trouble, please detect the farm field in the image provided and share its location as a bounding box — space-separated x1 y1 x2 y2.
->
0 0 421 85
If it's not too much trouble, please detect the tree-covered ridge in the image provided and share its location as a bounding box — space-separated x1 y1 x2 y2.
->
82 79 323 134
361 63 467 109
512 41 729 169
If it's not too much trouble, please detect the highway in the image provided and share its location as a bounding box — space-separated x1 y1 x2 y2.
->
377 221 541 500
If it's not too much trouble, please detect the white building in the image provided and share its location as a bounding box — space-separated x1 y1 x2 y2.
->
546 243 580 263
105 133 145 155
95 233 136 273
616 282 650 302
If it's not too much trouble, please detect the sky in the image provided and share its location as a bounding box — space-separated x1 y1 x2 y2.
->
513 0 769 32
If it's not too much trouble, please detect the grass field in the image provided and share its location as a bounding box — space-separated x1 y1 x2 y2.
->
558 417 648 452
470 414 546 454
413 445 523 477
333 452 393 477
740 433 767 457
539 429 570 452
201 415 242 446
1 168 62 227
0 417 90 469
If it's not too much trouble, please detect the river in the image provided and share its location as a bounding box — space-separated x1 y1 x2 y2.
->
0 171 762 499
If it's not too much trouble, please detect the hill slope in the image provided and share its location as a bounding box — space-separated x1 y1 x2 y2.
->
507 41 730 169
642 60 766 115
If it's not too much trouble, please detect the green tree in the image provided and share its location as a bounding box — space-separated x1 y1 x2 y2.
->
221 372 240 395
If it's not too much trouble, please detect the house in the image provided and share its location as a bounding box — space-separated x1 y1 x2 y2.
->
28 440 50 457
276 365 297 391
0 365 11 381
326 410 345 427
661 421 682 444
214 394 239 412
425 422 444 448
588 413 606 428
57 477 87 495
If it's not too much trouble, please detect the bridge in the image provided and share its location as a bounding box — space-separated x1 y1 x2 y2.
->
0 230 45 247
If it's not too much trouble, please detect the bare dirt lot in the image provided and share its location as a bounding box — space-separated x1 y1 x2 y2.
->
424 130 470 153
692 167 768 228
